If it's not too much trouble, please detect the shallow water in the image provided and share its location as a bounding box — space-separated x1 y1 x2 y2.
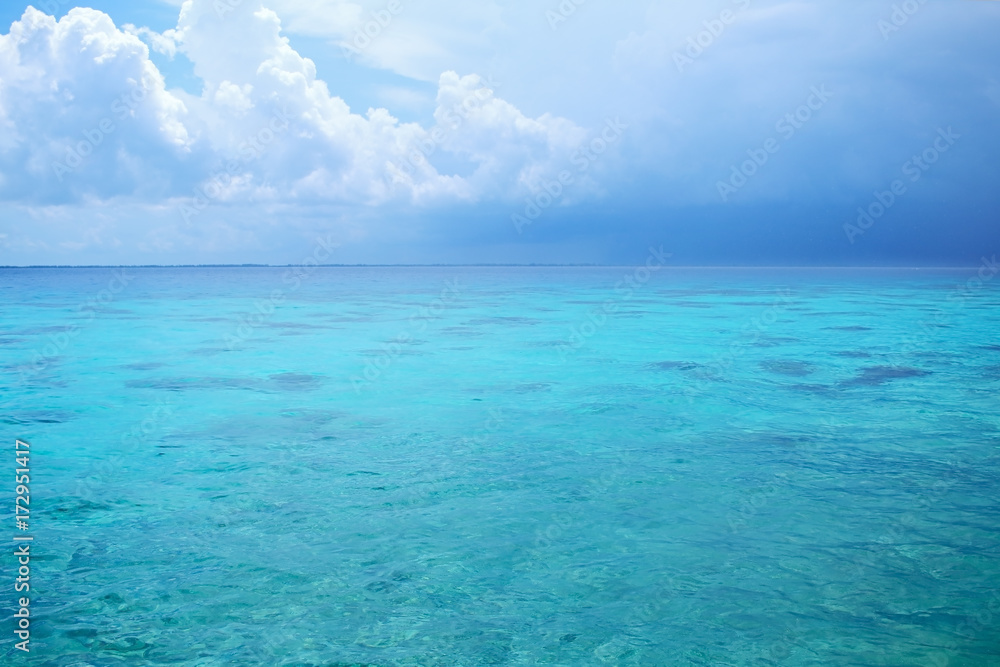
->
2 267 999 665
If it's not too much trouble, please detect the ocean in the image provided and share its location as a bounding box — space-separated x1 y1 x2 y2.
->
2 266 999 665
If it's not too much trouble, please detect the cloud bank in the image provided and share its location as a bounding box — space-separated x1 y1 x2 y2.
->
0 0 997 265
0 1 584 212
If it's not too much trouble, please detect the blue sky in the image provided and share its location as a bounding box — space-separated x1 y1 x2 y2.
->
0 0 997 266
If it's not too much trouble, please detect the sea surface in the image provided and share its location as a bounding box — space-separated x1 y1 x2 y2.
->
2 267 999 666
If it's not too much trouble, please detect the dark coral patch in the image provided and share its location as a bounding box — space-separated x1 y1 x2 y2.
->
760 360 815 377
646 361 702 371
841 366 930 387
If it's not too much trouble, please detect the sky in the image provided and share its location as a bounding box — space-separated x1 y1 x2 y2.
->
0 0 998 266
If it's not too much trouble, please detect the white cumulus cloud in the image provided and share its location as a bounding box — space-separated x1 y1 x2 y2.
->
0 1 586 210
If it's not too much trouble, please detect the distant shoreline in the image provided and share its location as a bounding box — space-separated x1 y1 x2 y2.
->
0 264 983 270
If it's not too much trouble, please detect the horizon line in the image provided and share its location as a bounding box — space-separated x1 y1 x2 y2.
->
0 264 985 270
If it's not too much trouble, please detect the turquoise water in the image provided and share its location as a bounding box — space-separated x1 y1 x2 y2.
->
3 267 999 666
